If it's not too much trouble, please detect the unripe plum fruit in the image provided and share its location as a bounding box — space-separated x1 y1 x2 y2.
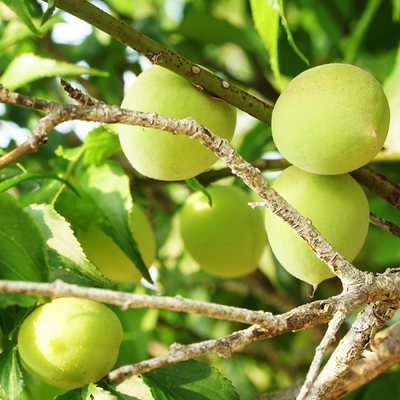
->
18 297 123 389
264 166 370 287
78 205 156 282
271 63 390 175
119 66 237 181
180 185 266 278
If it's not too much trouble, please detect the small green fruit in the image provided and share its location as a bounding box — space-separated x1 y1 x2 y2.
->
18 297 123 389
119 66 236 181
272 63 390 175
180 186 266 278
265 166 370 286
78 205 156 282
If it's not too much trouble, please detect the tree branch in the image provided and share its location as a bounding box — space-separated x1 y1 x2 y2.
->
256 320 400 400
297 310 347 400
370 212 400 238
41 0 274 124
0 83 365 288
306 301 399 400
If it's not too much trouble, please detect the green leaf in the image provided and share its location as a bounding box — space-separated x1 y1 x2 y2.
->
0 348 24 400
24 204 118 290
0 387 9 400
55 383 117 400
277 0 309 67
0 0 42 36
394 0 400 21
383 46 400 152
0 305 32 341
0 193 49 282
185 178 212 207
0 53 109 91
0 171 79 197
0 293 44 309
250 0 281 89
342 0 383 64
55 145 85 162
78 162 152 283
83 126 122 166
101 379 153 400
142 360 240 400
41 0 57 26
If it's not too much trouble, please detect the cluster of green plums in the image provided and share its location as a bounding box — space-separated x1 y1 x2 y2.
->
265 63 390 287
119 65 267 278
16 63 390 393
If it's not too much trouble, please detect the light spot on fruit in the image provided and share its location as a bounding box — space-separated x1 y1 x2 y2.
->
371 131 379 150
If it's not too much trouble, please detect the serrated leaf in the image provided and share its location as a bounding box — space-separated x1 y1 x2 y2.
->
0 0 42 36
78 162 152 283
185 178 212 207
0 193 49 282
55 384 117 400
41 0 57 26
83 126 122 166
55 145 85 162
24 204 118 290
0 53 109 91
0 171 78 197
142 360 240 400
104 377 154 400
250 0 281 89
0 348 24 400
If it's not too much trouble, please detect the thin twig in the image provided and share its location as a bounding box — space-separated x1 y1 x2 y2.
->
108 325 262 381
296 310 347 400
370 212 400 238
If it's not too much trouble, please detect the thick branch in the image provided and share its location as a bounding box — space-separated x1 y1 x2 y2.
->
41 0 273 124
257 320 400 400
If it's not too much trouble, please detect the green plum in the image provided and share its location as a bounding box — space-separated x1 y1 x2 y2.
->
18 297 123 389
180 185 266 278
77 205 156 282
119 66 236 181
264 166 370 287
272 63 390 175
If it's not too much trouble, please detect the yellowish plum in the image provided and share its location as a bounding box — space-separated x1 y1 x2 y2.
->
272 64 390 175
78 205 156 282
18 297 123 389
265 166 370 287
119 66 236 181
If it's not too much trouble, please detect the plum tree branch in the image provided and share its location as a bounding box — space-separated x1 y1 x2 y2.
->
3 84 400 394
257 321 400 400
306 301 399 400
0 83 364 287
40 0 274 124
296 310 347 400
